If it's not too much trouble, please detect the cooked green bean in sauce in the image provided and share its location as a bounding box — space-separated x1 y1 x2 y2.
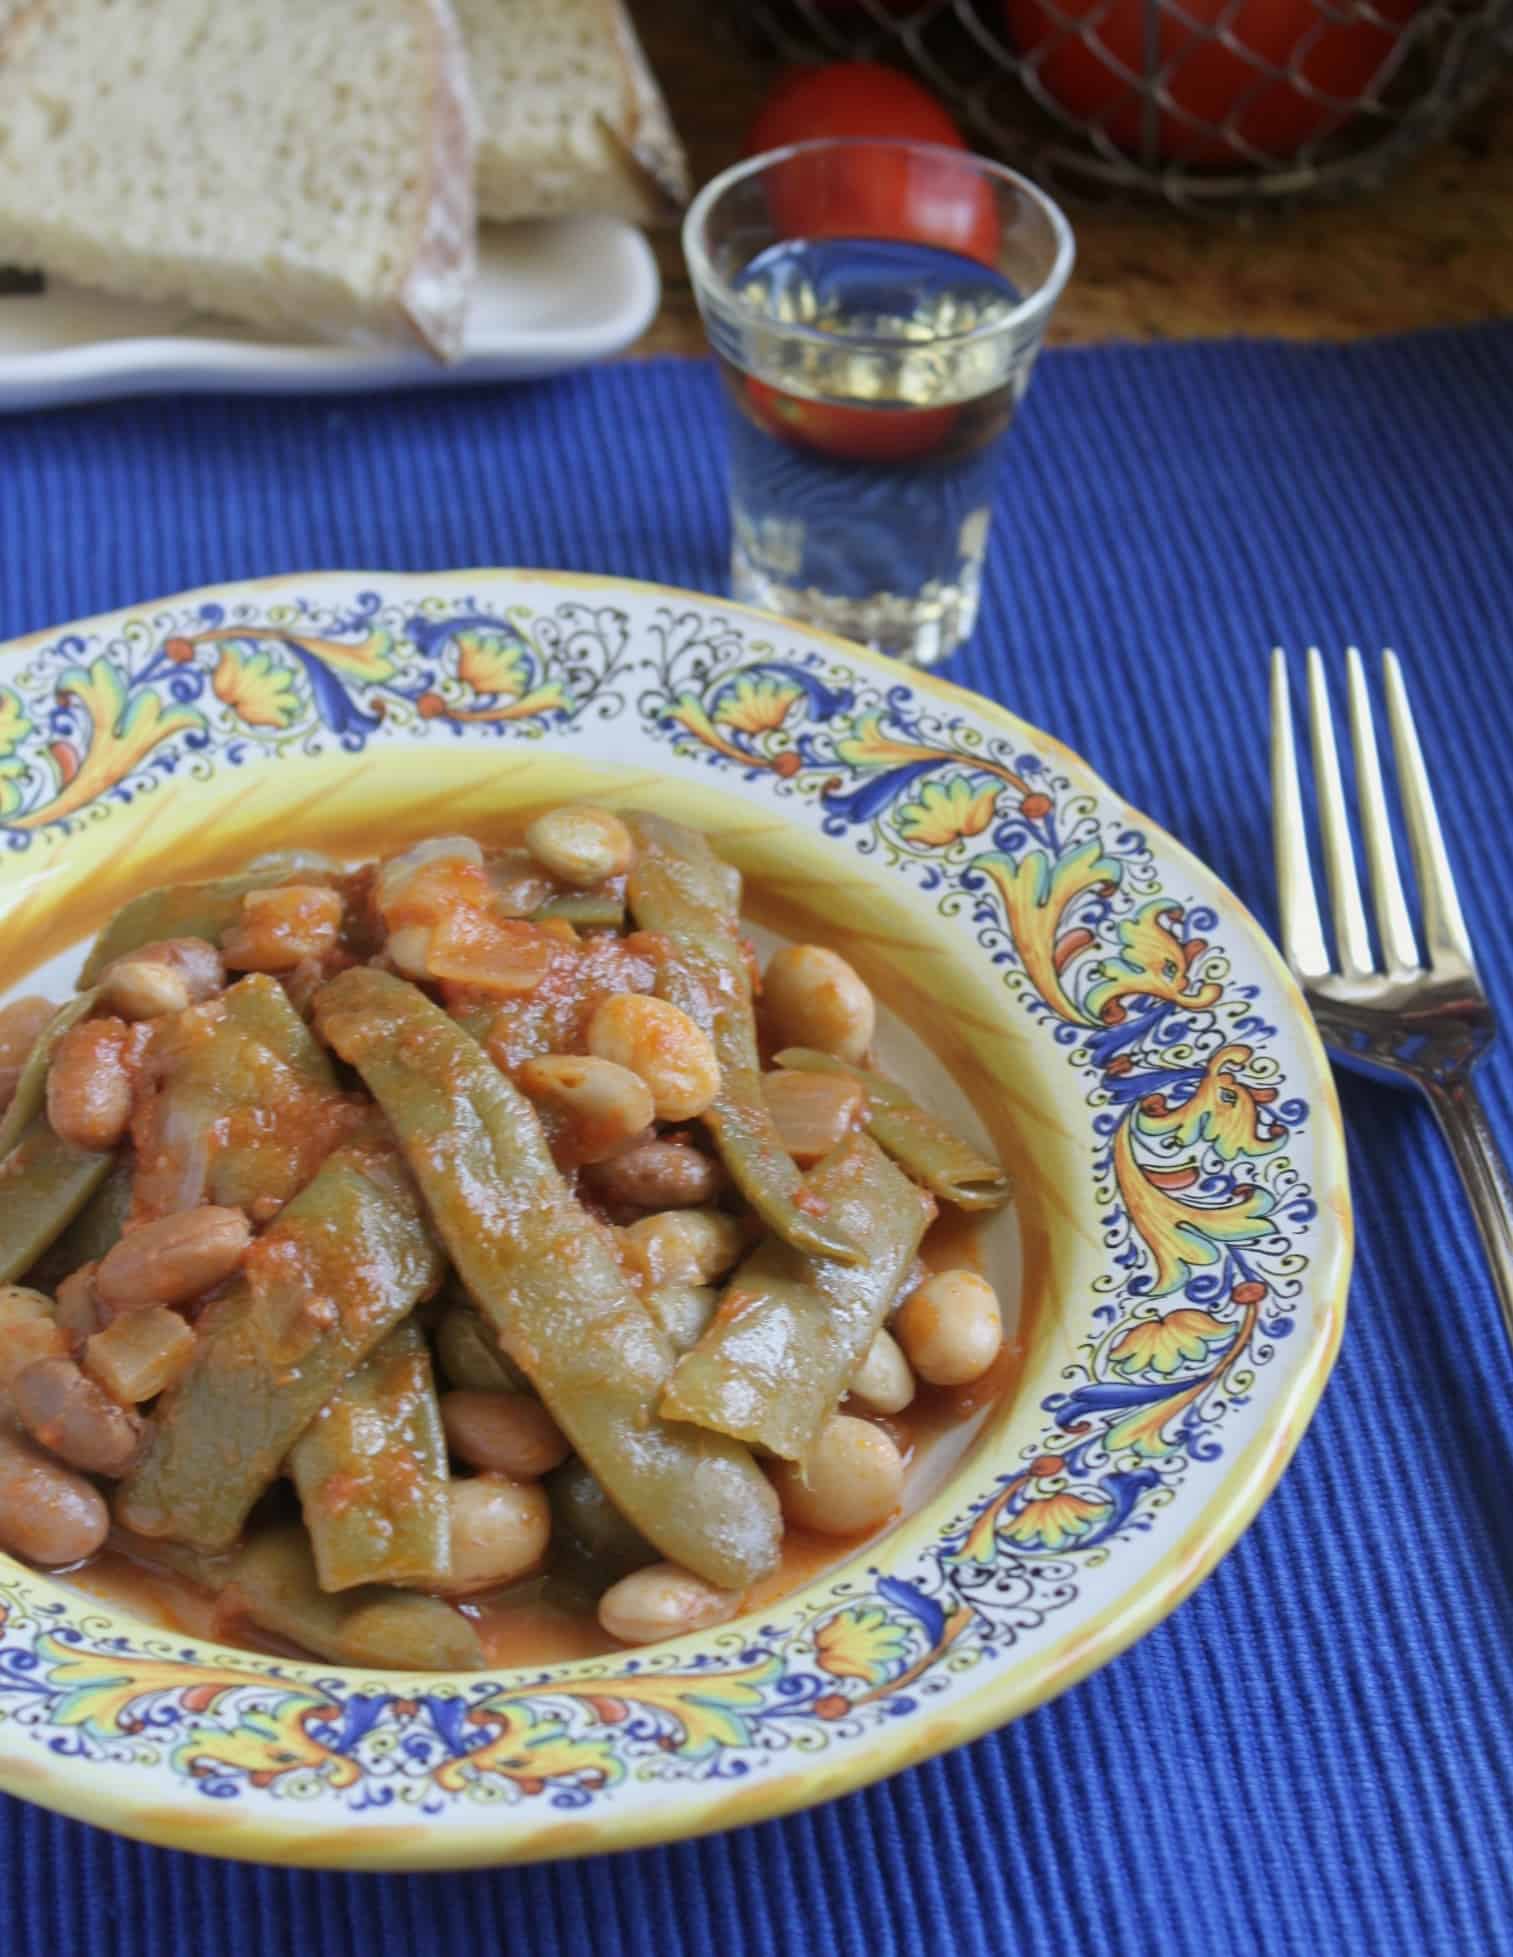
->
0 812 1012 1662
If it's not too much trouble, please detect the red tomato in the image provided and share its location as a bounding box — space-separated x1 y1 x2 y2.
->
746 63 999 265
748 61 967 154
745 376 958 464
1003 0 1417 163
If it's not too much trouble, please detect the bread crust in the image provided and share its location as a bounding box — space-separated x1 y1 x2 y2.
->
604 0 689 223
401 0 477 360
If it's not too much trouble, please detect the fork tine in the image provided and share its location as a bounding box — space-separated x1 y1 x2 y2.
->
1382 649 1476 972
1345 646 1420 976
1270 650 1330 982
1306 647 1375 980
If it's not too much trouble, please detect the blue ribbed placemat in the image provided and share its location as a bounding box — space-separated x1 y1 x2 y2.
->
3 327 1513 1956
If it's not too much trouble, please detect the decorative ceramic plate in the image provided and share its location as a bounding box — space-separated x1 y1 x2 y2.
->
0 570 1349 1869
0 219 659 411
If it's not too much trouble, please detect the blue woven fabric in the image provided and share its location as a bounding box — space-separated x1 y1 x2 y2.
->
3 326 1513 1955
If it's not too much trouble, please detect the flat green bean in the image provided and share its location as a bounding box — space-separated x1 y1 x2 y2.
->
223 1526 485 1671
624 815 859 1265
0 1116 114 1284
774 1049 1011 1211
435 1303 529 1394
115 1525 481 1670
33 1149 134 1282
216 972 335 1088
132 974 343 1216
78 858 342 984
644 1283 717 1355
314 967 781 1591
0 991 99 1160
533 889 626 929
111 1527 240 1592
448 1004 498 1048
663 1133 934 1460
291 1320 451 1592
116 1142 443 1551
547 1458 657 1588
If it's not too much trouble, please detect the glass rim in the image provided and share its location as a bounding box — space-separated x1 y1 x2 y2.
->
682 136 1076 356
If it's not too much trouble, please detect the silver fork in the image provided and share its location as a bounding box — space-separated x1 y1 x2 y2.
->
1271 646 1513 1347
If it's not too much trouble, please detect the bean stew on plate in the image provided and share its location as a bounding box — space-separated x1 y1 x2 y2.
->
0 811 1014 1668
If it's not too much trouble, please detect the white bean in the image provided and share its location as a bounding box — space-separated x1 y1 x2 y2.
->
848 1328 915 1416
100 958 191 1020
436 1474 551 1594
524 807 633 887
222 884 343 972
762 945 875 1064
0 1285 53 1331
54 1266 100 1346
374 835 482 914
588 993 720 1121
11 1355 143 1476
587 1139 723 1210
46 1017 134 1152
440 1391 571 1479
0 1316 69 1390
106 938 225 1004
619 1209 744 1287
516 1054 655 1164
0 1421 108 1565
894 1270 1003 1387
598 1562 740 1646
772 1415 903 1537
96 1206 251 1314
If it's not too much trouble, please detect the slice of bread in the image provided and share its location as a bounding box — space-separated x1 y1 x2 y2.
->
0 0 476 358
457 0 689 228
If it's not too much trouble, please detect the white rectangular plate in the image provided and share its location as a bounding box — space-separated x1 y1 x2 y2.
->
0 216 660 411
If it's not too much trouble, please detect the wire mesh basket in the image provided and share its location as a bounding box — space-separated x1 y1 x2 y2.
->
723 0 1513 209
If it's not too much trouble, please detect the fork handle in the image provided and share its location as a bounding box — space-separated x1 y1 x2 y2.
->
1426 1076 1513 1353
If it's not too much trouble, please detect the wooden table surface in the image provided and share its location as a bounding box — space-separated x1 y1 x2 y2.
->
630 3 1513 354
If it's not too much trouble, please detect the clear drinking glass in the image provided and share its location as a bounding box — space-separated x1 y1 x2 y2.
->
684 139 1074 667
